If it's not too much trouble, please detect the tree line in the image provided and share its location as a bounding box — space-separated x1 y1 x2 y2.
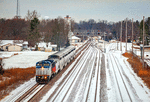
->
1 10 150 48
74 17 150 44
0 10 71 50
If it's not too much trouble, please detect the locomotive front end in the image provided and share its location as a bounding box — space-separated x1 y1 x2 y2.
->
36 61 51 83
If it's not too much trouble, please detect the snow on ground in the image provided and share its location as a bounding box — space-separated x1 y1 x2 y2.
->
105 42 150 101
0 42 84 101
0 52 21 58
1 40 150 102
0 51 56 69
1 77 36 102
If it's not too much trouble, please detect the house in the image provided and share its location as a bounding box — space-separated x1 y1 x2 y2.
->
8 44 22 52
70 36 81 43
0 40 28 52
37 41 57 52
22 41 28 50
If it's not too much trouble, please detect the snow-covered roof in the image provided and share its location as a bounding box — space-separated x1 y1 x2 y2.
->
16 44 23 46
0 40 28 46
0 40 14 46
38 42 51 48
23 41 28 45
70 36 81 40
51 45 57 47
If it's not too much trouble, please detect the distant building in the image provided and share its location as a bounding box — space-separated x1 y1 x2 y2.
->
69 35 81 43
0 40 28 52
37 41 57 52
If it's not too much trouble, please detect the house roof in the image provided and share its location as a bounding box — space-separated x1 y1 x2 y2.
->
70 36 81 40
38 42 51 48
0 40 14 46
0 40 28 46
23 41 28 45
16 44 23 46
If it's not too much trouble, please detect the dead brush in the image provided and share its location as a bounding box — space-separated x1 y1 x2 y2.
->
14 53 18 55
0 67 36 100
123 52 150 89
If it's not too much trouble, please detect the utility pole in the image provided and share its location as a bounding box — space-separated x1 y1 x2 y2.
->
120 21 122 51
104 32 105 53
125 18 128 52
132 18 133 54
117 33 118 50
143 16 145 68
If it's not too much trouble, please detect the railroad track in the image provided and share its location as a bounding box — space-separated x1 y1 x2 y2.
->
85 47 100 102
16 83 45 102
14 41 91 102
26 41 91 101
95 49 101 102
49 46 93 102
108 53 133 102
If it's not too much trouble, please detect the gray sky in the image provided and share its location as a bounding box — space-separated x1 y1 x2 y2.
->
0 0 150 22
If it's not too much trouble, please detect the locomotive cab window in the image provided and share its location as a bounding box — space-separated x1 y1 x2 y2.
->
36 63 42 66
43 63 50 66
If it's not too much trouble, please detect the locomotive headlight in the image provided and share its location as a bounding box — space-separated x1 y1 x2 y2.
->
41 66 44 70
44 76 47 79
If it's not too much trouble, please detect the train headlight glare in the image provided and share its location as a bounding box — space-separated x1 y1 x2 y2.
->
44 76 47 79
42 67 44 70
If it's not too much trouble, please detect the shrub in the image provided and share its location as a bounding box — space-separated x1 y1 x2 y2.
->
0 67 36 100
123 52 150 89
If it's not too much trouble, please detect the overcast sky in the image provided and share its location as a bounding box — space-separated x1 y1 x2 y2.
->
0 0 150 23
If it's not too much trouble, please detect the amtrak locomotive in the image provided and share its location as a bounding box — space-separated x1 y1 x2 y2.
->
36 46 76 83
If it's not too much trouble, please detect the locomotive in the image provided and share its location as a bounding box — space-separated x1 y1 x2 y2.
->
36 46 76 83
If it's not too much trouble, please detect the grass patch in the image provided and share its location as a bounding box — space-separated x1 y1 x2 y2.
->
123 52 150 88
0 67 35 100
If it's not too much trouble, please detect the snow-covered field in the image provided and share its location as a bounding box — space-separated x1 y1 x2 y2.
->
1 40 150 102
0 51 56 69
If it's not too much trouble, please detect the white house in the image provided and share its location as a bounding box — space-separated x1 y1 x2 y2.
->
70 36 81 43
37 41 57 52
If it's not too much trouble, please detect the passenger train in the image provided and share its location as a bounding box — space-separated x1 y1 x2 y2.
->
36 46 76 83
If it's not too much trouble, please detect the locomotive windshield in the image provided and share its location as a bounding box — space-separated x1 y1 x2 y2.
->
36 63 42 66
43 63 50 66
